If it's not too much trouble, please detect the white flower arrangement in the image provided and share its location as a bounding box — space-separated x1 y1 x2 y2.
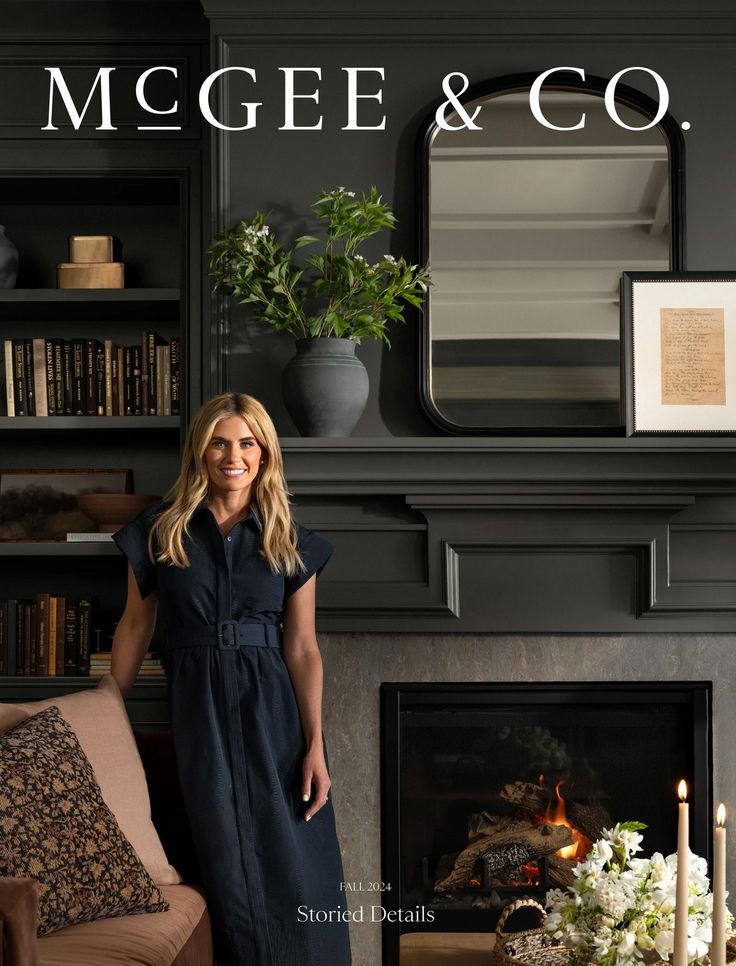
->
544 822 730 966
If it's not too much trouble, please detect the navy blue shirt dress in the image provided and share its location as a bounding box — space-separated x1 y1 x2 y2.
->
113 500 352 966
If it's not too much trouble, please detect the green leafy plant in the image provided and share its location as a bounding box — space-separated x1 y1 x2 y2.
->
208 186 431 345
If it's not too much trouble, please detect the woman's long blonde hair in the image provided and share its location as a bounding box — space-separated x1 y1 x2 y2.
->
148 392 304 575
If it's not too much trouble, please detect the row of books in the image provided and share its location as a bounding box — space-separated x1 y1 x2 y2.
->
0 595 100 676
90 651 164 678
3 332 181 417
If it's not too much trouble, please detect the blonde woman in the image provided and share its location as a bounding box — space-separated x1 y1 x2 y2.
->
111 392 351 966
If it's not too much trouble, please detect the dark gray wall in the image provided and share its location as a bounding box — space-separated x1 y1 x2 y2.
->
203 0 736 437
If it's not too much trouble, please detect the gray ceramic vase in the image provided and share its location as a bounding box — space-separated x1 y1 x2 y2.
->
0 227 18 288
282 337 369 437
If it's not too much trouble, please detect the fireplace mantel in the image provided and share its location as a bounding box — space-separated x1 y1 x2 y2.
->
280 439 736 633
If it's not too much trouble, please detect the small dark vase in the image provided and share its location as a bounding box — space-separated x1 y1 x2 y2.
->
282 337 369 437
0 227 18 288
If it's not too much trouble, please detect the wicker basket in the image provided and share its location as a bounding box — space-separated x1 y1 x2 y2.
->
490 900 736 966
490 899 569 966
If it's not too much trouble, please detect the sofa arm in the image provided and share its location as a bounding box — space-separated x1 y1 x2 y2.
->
0 878 38 966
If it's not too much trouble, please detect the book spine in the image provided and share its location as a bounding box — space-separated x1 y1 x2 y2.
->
162 344 171 416
95 344 105 416
132 345 142 415
156 344 165 417
123 345 133 415
23 602 33 676
104 339 113 416
147 332 158 415
78 597 92 675
48 596 57 675
23 338 35 415
170 337 180 416
32 339 48 417
141 331 149 415
116 345 124 416
12 340 26 416
72 339 86 415
53 339 64 414
45 339 57 416
64 599 78 675
84 339 97 416
14 601 23 676
55 597 66 676
6 600 17 676
62 340 73 415
35 593 49 677
4 340 15 416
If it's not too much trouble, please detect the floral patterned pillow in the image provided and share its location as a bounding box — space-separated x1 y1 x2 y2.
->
0 706 169 935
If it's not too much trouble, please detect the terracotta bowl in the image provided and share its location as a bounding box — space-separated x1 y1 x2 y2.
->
75 493 162 532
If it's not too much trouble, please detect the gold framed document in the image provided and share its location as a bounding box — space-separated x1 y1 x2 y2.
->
622 273 736 435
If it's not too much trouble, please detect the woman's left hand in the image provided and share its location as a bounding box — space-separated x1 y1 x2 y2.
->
302 747 332 821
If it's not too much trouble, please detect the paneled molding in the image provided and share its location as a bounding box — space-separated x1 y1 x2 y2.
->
282 440 736 632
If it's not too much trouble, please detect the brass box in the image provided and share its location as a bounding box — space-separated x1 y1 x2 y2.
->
57 262 125 289
68 235 115 263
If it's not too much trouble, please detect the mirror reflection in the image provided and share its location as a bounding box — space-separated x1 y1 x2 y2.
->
426 84 677 431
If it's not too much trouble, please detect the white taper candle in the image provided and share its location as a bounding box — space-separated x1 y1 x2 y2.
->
712 804 727 966
674 780 689 966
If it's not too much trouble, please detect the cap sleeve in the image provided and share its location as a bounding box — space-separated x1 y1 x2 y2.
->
112 503 164 601
284 525 335 599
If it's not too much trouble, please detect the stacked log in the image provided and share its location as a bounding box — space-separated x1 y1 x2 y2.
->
499 781 612 843
433 781 612 892
434 819 573 892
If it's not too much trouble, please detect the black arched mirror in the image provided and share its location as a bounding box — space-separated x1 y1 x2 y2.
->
418 72 685 435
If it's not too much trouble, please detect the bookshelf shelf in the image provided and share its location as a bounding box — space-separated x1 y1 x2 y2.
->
0 543 121 557
0 289 180 303
0 416 180 430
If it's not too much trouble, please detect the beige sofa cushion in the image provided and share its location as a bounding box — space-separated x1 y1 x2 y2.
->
36 885 208 966
0 707 169 935
0 674 180 886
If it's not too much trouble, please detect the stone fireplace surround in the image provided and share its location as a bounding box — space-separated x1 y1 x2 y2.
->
318 632 733 966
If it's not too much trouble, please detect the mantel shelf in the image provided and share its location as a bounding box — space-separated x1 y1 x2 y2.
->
278 436 736 452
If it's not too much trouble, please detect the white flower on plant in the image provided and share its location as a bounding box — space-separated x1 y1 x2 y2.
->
688 922 712 961
595 881 631 921
617 930 636 958
383 254 397 264
596 839 614 862
654 929 675 959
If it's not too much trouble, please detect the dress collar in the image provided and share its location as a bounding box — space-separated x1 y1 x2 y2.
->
197 500 263 533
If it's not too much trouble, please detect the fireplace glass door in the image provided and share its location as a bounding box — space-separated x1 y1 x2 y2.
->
380 682 711 965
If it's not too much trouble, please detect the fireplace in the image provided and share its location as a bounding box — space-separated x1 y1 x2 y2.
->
380 682 711 966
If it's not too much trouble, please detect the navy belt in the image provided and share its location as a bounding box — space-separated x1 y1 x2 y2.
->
167 620 282 651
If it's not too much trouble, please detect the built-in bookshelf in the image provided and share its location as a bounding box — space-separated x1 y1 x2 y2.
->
0 162 204 681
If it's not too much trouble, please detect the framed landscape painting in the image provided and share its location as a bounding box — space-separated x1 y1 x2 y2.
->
0 468 131 541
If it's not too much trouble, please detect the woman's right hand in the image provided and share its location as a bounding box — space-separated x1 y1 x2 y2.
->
111 563 158 698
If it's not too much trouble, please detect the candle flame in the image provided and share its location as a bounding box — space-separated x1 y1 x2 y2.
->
678 780 688 801
717 803 727 826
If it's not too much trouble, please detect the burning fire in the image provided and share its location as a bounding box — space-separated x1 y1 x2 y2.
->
545 781 593 860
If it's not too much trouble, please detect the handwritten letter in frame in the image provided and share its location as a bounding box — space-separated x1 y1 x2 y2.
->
622 274 736 434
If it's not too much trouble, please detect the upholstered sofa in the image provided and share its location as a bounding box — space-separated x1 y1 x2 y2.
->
0 678 213 966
